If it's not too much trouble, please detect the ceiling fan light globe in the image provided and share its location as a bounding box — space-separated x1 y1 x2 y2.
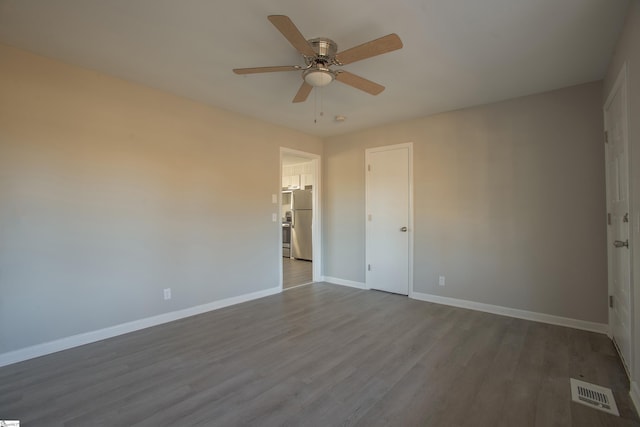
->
304 70 333 87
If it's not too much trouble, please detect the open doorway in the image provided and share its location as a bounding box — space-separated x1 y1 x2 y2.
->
280 148 321 289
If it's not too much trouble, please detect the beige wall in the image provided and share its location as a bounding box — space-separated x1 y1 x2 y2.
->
604 0 640 399
324 81 607 323
0 44 322 354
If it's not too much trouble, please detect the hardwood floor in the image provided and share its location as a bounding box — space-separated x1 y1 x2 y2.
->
282 257 312 289
0 283 637 426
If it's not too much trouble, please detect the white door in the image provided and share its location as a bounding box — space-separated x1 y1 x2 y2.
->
605 67 631 373
366 143 412 295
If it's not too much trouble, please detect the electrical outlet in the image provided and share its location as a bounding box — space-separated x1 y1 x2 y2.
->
163 288 171 300
439 276 446 286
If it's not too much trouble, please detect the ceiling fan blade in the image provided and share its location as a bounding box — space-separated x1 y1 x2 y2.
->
292 82 313 103
233 65 299 74
268 15 316 57
335 71 385 95
335 33 403 65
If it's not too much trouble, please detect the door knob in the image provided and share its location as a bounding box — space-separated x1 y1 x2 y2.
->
614 239 629 248
400 227 408 232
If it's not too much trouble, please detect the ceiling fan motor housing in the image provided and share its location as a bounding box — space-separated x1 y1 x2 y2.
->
307 38 338 64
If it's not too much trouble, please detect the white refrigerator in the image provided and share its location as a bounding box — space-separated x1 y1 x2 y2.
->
291 189 312 261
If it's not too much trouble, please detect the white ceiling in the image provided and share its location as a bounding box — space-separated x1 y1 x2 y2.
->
0 0 630 137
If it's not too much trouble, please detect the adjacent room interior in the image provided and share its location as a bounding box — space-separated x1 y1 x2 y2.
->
281 152 316 289
1 0 639 425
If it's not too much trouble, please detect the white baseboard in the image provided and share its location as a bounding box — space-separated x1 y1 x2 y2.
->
0 286 281 368
323 276 366 290
411 291 608 334
631 382 640 416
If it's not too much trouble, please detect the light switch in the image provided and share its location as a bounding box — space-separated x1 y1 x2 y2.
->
272 213 277 222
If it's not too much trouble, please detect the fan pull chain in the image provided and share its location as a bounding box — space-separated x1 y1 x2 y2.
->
314 87 324 124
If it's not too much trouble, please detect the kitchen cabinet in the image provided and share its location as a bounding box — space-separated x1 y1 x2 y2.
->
300 173 313 189
282 174 300 188
282 162 312 189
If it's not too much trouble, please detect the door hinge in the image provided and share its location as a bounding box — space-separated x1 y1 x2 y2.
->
608 213 612 225
605 131 609 143
623 213 629 223
368 264 371 271
367 164 371 172
609 295 614 308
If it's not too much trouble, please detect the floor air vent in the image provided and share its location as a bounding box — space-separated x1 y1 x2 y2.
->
570 378 619 416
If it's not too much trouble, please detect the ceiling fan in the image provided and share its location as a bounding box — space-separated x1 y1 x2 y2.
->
233 15 403 103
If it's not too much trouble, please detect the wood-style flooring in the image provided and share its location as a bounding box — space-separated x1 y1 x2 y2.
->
282 257 312 289
0 283 638 426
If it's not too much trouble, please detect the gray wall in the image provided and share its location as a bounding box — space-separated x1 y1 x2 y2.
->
0 39 615 357
604 0 640 396
324 81 608 323
0 44 322 354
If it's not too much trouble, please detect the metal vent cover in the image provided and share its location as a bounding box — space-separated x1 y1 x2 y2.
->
570 378 619 416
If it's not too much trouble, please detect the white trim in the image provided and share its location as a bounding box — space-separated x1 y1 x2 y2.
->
323 276 366 290
411 291 609 334
279 152 284 290
605 62 629 108
0 286 280 368
365 142 414 296
631 381 640 416
280 148 322 285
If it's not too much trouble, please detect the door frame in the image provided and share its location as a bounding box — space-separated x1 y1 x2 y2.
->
279 147 322 289
604 62 634 378
364 142 414 296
